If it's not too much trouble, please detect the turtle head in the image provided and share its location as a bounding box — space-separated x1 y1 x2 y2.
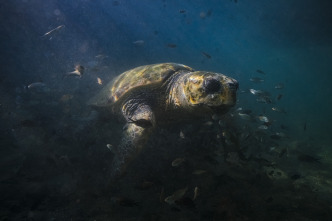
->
180 71 238 114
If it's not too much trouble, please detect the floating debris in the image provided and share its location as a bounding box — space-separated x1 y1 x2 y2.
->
164 187 188 205
132 40 144 45
42 25 65 37
172 157 185 167
250 77 264 83
201 51 211 59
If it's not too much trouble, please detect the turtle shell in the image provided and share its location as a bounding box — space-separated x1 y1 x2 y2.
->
89 63 194 107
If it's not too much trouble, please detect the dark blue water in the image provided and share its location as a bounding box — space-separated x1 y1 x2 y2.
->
1 0 332 220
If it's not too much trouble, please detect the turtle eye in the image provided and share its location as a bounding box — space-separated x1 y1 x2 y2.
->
203 78 221 94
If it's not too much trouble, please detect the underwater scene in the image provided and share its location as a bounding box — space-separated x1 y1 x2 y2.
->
1 0 332 220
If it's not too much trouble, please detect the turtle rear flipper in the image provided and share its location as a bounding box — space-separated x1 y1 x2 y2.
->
111 122 154 177
111 103 155 177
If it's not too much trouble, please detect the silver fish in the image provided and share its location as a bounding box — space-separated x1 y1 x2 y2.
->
256 96 272 103
172 157 185 167
238 112 251 120
164 187 188 205
275 83 284 89
258 125 268 130
27 82 46 89
42 25 65 37
249 89 264 95
272 107 286 113
250 77 264 83
258 115 269 123
64 65 84 78
132 40 144 45
193 187 199 201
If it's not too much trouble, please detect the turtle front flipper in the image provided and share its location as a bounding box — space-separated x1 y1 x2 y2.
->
111 103 155 177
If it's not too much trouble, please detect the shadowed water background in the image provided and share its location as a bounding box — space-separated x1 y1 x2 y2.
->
0 0 332 220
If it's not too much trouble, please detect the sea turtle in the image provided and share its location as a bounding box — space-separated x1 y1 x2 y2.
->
89 63 238 176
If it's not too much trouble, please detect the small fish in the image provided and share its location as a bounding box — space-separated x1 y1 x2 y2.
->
166 43 177 48
258 115 269 123
258 125 268 130
106 144 113 151
270 132 286 140
27 82 46 89
201 51 211 59
179 131 185 139
249 89 264 96
65 65 84 79
207 9 213 17
303 122 307 131
204 121 213 126
95 54 108 59
276 94 283 100
164 187 188 205
275 83 284 89
193 187 199 201
272 107 286 113
132 40 144 45
18 119 38 128
256 69 266 75
256 96 272 104
192 169 207 175
172 157 185 167
250 77 264 83
160 187 165 203
278 148 287 158
97 77 103 85
135 181 154 190
42 25 65 37
179 10 186 14
59 94 73 102
297 153 320 164
238 112 251 120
